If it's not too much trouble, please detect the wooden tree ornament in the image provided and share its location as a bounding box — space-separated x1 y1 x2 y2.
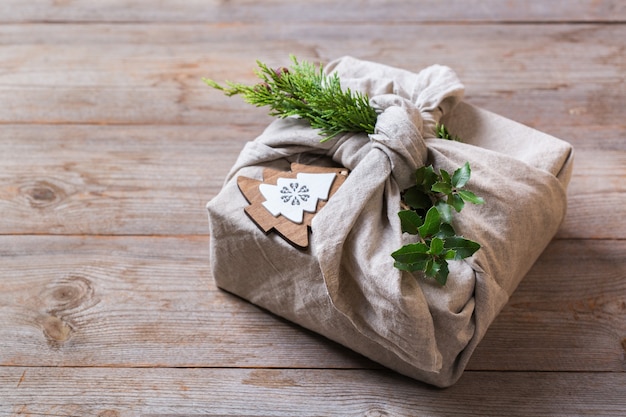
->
237 163 349 249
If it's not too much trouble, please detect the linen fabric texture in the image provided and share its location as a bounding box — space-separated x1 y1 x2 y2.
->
207 56 573 387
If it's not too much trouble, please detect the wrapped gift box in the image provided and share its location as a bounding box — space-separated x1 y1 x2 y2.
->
207 56 573 387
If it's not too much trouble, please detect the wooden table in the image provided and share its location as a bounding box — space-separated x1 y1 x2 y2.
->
1 1 625 415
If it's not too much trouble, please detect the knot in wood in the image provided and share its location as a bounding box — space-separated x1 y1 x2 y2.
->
43 275 98 315
20 180 66 208
40 315 73 345
365 410 391 417
98 411 121 417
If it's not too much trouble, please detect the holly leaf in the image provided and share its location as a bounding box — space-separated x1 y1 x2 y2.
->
391 242 429 264
416 165 438 191
444 237 481 259
403 187 432 210
414 166 426 185
398 210 423 235
434 222 456 238
433 261 450 285
458 190 485 205
450 193 465 212
431 181 452 195
424 259 451 285
418 206 441 237
392 243 431 272
451 162 471 188
424 259 441 278
429 237 445 255
394 260 429 272
440 169 451 184
435 201 453 223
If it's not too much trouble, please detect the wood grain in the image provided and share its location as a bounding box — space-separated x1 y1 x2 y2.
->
1 125 622 238
1 367 626 416
470 239 626 371
559 149 626 239
0 23 623 145
1 0 624 23
1 236 623 372
0 125 239 235
0 235 371 369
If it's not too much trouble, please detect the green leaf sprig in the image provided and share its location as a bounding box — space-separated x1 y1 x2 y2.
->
392 127 485 285
203 56 378 142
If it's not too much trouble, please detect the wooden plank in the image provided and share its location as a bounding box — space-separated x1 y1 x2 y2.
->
559 149 626 239
1 0 624 23
470 239 626 371
0 125 244 236
0 236 624 371
0 235 371 369
0 23 623 140
1 22 622 85
1 125 622 237
1 367 625 416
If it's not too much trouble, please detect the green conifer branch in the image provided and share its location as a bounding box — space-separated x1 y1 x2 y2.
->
203 55 378 142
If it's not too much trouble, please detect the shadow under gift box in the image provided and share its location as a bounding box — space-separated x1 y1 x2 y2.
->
206 57 573 387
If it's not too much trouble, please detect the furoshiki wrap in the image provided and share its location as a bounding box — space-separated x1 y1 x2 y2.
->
207 56 573 387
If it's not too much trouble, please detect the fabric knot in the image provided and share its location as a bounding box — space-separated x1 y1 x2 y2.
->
368 94 428 190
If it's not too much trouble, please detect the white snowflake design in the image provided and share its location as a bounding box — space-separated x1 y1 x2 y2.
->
280 182 310 206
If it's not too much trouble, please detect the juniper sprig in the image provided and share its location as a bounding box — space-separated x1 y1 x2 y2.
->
203 55 378 142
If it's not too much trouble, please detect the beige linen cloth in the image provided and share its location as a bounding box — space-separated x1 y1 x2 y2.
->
207 56 573 387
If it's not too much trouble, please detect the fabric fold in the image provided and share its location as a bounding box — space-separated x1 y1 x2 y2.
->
368 94 428 189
